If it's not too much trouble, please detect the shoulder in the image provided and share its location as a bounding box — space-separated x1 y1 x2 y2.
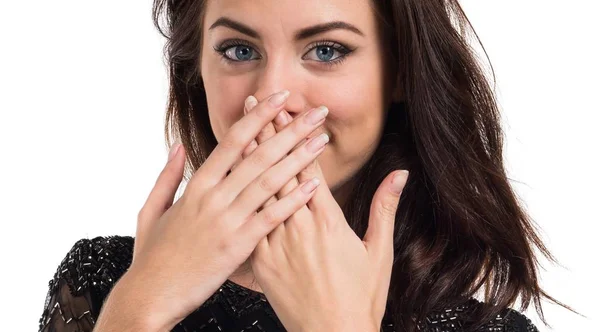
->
498 308 539 332
46 235 135 301
39 236 134 331
418 298 540 332
382 298 539 332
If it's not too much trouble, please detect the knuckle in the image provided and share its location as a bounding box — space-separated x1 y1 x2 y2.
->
290 119 306 137
378 199 397 219
207 189 228 207
292 144 311 161
182 181 201 200
244 140 258 156
188 171 213 194
257 174 277 193
260 207 281 227
198 189 226 213
221 132 245 151
258 124 275 137
248 148 269 167
298 158 318 175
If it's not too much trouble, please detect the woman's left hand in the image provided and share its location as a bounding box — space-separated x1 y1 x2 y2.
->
238 96 409 332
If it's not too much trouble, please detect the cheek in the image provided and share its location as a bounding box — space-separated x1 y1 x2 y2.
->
312 64 386 172
321 71 385 144
203 73 250 142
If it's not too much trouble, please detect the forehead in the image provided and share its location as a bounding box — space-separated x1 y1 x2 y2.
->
203 0 377 37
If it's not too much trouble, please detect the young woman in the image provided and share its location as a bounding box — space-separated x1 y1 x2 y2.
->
38 1 573 331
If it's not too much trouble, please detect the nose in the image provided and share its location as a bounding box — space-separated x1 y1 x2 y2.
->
252 61 308 120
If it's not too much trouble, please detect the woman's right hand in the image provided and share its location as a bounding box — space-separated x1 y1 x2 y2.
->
109 90 329 330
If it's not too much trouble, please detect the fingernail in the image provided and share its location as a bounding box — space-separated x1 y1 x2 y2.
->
306 106 329 125
168 143 181 161
274 110 289 126
391 170 409 194
245 95 258 113
301 177 320 194
268 90 290 107
306 133 329 153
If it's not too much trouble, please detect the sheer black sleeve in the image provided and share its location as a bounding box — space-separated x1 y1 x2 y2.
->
38 236 134 332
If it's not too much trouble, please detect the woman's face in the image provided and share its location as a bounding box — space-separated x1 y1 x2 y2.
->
201 0 398 202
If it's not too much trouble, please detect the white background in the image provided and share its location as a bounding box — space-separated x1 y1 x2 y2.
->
0 1 597 331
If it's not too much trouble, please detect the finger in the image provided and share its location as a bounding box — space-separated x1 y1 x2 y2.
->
363 170 409 258
251 106 299 202
239 140 258 162
239 177 320 246
274 108 317 156
251 235 269 264
189 90 291 191
218 105 328 205
233 96 259 172
270 109 302 198
247 99 283 201
241 96 259 160
229 130 329 219
251 109 294 242
240 95 280 212
254 111 278 146
294 132 337 214
135 143 185 259
363 170 408 320
264 108 310 243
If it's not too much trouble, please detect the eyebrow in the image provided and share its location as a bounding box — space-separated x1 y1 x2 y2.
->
208 17 365 40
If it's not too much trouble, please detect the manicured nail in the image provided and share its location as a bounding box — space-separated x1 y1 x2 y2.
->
301 177 320 194
274 110 289 126
306 133 329 152
306 106 328 125
268 90 290 107
391 170 409 194
245 95 258 113
168 143 181 161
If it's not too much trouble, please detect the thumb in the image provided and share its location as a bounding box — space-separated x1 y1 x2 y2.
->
363 170 409 256
139 142 185 222
132 143 185 264
135 143 185 255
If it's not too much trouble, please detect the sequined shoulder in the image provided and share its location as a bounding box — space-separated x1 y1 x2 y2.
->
39 235 135 331
44 235 134 302
409 298 539 332
500 308 539 332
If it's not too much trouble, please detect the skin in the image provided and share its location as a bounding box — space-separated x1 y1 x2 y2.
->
201 0 402 295
94 1 408 329
241 96 409 330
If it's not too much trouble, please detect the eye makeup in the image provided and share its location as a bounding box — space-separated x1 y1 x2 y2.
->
212 38 356 69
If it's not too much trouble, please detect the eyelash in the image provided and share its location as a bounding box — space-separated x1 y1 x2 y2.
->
212 38 354 69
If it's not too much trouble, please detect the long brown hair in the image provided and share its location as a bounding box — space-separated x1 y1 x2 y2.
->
151 0 575 331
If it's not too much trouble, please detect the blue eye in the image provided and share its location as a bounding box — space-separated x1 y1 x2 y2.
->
212 38 261 62
319 47 335 61
213 38 354 68
303 41 351 63
223 45 260 62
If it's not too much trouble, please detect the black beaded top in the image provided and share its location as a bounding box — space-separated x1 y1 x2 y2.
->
38 236 539 332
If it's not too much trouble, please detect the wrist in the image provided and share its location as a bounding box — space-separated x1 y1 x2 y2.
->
96 269 178 332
